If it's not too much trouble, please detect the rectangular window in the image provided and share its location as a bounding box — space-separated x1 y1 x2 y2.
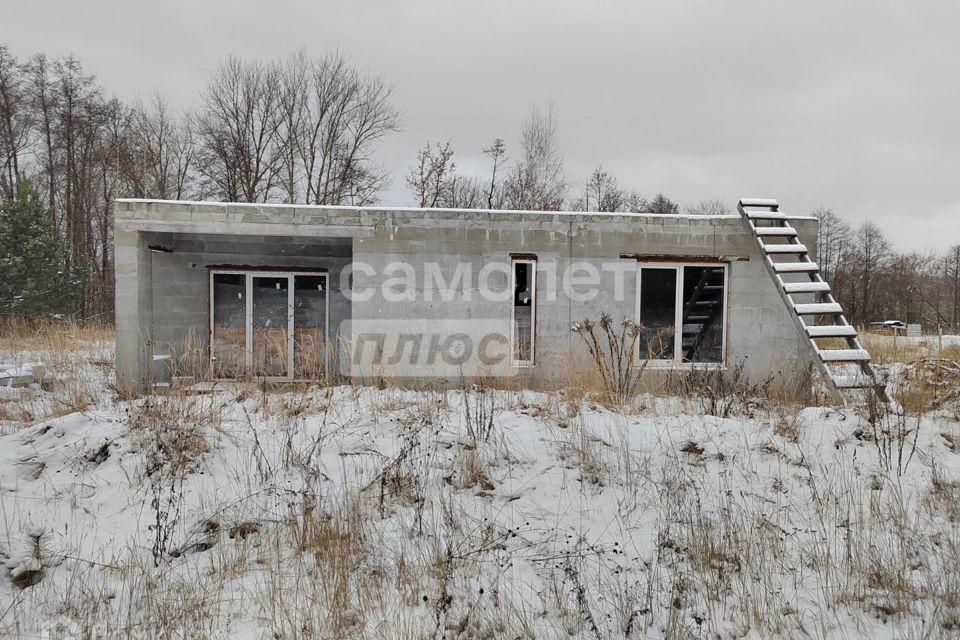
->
638 267 677 360
681 266 725 363
209 270 328 380
636 264 727 365
511 258 536 366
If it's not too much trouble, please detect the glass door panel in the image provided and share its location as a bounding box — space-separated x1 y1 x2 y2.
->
252 276 290 378
293 275 328 380
211 273 247 377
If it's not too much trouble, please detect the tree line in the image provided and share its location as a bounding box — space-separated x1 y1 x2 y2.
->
1 44 958 331
815 208 960 329
0 47 400 319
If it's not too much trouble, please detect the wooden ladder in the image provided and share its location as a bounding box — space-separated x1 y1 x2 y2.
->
738 198 889 404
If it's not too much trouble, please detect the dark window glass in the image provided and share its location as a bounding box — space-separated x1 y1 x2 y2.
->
639 268 676 359
680 266 725 363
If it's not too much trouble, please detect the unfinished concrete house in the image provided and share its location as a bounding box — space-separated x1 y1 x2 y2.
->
114 198 882 398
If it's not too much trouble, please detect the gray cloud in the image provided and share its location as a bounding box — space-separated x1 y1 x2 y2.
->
4 0 958 251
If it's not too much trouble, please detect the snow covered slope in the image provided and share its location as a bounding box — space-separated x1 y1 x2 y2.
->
0 334 958 638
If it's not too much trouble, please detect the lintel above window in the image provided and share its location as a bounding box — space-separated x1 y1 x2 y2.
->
620 253 748 263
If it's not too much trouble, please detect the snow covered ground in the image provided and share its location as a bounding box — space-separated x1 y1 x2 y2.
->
0 331 958 638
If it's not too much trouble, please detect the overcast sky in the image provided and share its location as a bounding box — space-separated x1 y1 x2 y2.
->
4 1 959 251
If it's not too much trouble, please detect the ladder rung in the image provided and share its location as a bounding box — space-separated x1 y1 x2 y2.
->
740 198 779 208
794 302 843 315
745 210 788 220
834 374 880 389
764 244 808 254
820 349 871 362
783 281 831 294
806 325 857 338
773 262 819 273
755 226 797 237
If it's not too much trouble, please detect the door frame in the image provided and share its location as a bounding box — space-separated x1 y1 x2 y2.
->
209 269 330 381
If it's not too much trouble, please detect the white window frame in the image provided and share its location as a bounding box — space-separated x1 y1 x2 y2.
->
209 270 329 381
634 262 729 369
510 258 537 367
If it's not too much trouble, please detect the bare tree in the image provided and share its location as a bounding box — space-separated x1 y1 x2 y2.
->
580 167 624 212
26 53 58 216
196 56 283 203
128 93 196 200
647 193 679 214
685 199 730 215
279 51 400 206
853 222 891 324
482 138 506 208
0 46 32 200
504 104 567 210
407 141 455 207
813 207 852 286
947 244 960 329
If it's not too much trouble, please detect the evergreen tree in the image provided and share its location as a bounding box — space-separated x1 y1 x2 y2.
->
0 180 85 317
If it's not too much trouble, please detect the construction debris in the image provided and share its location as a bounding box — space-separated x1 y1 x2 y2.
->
0 363 46 388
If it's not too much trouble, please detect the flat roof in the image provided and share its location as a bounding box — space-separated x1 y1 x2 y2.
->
114 198 817 238
116 198 778 220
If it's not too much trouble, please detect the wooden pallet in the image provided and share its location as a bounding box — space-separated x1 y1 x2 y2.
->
738 198 889 403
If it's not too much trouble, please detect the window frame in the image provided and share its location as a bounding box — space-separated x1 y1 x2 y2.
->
209 269 330 381
634 262 729 368
510 257 537 368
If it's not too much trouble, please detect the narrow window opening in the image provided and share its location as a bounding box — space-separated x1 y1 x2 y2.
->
512 259 536 365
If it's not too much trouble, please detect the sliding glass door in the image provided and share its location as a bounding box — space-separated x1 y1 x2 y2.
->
210 271 328 380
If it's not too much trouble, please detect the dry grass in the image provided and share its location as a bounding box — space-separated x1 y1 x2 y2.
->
0 317 113 350
860 330 960 365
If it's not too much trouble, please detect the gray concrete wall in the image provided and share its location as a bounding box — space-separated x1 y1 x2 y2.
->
350 213 818 388
115 228 153 393
114 200 819 391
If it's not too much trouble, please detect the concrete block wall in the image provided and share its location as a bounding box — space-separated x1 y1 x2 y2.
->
114 200 819 390
351 213 819 387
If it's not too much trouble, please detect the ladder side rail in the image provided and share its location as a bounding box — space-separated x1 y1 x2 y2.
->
738 205 844 401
